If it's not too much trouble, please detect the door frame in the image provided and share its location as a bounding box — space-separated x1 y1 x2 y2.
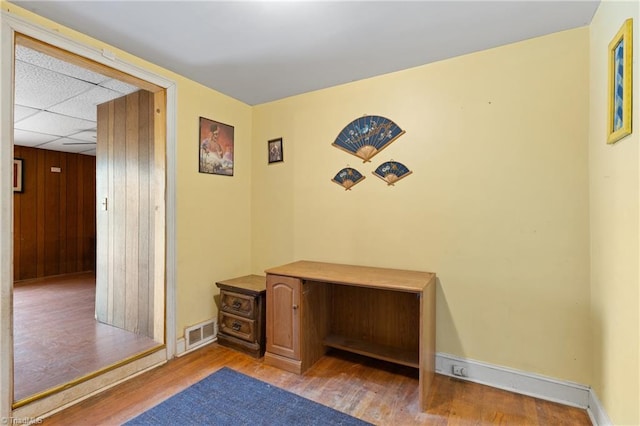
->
0 10 177 418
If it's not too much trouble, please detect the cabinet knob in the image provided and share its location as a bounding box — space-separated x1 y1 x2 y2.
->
292 304 298 310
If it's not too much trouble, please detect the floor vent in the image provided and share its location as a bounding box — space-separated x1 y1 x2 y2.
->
185 319 217 351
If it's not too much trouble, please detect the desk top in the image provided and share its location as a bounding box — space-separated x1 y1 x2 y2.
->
265 261 435 293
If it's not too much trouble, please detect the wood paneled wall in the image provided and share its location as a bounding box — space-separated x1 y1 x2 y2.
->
13 146 96 281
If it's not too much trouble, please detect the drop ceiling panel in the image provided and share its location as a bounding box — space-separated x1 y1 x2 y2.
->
13 45 141 156
14 105 40 122
15 111 95 137
13 129 59 147
99 79 139 95
39 137 96 153
15 61 95 109
48 86 123 121
16 45 109 85
67 130 97 143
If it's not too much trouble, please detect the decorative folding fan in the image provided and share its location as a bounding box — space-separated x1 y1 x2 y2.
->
372 161 412 186
331 167 365 190
333 115 405 162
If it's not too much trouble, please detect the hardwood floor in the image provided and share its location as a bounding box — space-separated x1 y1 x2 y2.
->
41 343 592 425
13 273 160 402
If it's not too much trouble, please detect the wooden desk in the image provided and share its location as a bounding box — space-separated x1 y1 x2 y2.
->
264 260 436 411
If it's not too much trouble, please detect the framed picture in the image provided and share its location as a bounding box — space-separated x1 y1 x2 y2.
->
268 137 283 164
199 117 234 175
607 18 633 144
13 158 23 193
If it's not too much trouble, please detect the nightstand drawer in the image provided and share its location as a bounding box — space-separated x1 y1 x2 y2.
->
219 311 256 342
220 290 256 319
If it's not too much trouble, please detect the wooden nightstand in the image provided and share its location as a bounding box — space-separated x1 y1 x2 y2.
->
215 275 266 358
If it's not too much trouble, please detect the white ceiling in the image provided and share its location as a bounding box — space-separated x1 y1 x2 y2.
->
12 1 599 155
14 45 139 155
13 0 599 107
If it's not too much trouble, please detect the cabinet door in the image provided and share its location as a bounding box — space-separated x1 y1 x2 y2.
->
266 274 300 360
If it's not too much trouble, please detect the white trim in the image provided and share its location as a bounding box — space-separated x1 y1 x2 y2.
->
165 84 177 359
0 15 16 421
436 352 590 409
175 337 187 356
587 388 613 426
0 8 177 416
175 337 218 358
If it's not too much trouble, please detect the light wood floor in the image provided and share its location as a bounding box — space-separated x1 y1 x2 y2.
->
13 273 160 402
41 343 592 425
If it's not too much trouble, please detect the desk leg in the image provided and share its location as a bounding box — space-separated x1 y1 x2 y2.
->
419 277 436 411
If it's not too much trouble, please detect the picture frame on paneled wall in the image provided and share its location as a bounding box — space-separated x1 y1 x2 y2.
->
13 158 23 193
268 138 283 164
607 18 633 144
199 116 234 176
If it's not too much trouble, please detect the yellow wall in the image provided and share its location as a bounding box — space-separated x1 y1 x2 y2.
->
2 2 254 338
589 1 640 424
252 28 592 384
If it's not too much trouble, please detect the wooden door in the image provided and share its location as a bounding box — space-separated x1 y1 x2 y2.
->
266 275 300 359
95 90 156 338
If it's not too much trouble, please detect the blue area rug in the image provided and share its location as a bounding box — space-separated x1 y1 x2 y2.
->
124 367 371 425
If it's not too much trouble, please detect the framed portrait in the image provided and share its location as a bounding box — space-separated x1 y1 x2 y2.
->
13 158 23 193
268 137 283 164
607 18 633 144
199 117 234 175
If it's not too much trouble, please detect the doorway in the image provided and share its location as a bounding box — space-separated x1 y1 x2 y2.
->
0 15 177 418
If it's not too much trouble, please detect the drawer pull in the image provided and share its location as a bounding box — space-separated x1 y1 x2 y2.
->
232 321 242 331
232 300 242 310
292 304 298 310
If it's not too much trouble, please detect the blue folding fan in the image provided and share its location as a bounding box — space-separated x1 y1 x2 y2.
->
333 115 405 162
372 161 412 186
332 167 365 190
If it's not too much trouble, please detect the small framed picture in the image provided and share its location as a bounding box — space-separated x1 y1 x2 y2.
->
13 158 23 193
199 117 234 175
268 138 283 164
607 18 633 144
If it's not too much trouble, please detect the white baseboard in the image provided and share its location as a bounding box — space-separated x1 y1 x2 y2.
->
176 337 186 356
436 352 591 409
175 336 217 357
587 388 612 426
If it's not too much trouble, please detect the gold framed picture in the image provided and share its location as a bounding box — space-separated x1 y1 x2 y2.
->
607 19 633 144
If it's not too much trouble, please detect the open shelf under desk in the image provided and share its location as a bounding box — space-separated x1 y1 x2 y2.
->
323 334 419 369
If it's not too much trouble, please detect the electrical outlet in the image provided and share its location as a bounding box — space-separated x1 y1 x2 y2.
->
452 365 467 377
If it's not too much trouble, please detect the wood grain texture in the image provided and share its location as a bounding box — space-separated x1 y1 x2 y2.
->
301 280 330 372
265 275 300 361
13 146 96 282
420 274 436 411
13 273 159 403
265 263 435 410
95 91 156 338
39 343 592 426
265 260 435 292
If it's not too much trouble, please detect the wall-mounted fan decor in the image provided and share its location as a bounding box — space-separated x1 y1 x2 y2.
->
332 167 365 190
333 115 405 162
372 161 412 186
